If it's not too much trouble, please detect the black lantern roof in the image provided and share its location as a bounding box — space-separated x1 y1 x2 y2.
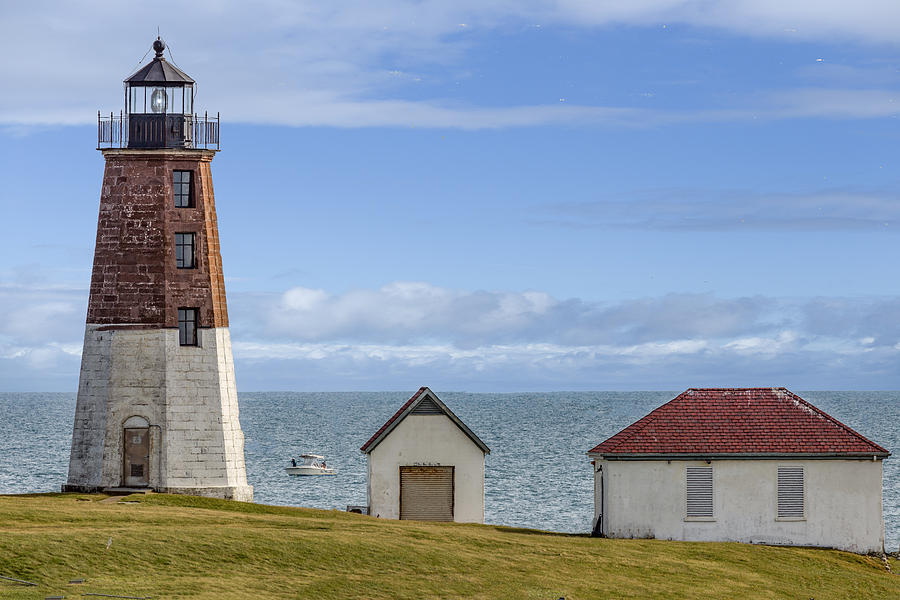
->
124 38 194 86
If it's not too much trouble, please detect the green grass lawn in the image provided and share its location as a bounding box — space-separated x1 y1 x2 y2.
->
0 493 896 599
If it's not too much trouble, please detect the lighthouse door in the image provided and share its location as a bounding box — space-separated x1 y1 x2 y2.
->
123 427 150 487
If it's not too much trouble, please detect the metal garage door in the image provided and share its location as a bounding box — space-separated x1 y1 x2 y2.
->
400 466 454 521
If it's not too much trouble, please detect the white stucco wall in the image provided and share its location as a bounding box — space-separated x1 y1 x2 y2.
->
66 325 252 501
591 458 884 553
367 414 485 523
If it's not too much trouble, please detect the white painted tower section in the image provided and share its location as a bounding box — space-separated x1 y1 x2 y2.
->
67 326 252 501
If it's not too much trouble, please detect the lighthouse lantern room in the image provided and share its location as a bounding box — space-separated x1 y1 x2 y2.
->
98 37 218 151
124 37 194 148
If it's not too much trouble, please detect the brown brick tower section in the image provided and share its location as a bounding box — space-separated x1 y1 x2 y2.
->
89 149 227 330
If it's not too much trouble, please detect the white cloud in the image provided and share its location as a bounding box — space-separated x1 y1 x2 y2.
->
723 331 799 355
282 287 329 312
2 302 80 344
258 284 900 356
228 97 646 130
252 282 898 355
234 338 713 364
0 339 81 368
537 188 900 231
1 2 899 128
2 269 898 389
549 0 900 43
619 339 710 357
768 88 900 119
270 282 558 342
229 328 900 390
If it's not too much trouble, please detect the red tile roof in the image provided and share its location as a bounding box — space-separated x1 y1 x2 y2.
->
360 387 429 452
588 388 889 457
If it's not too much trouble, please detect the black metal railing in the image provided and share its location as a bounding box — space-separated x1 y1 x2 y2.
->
98 111 127 148
97 111 220 150
194 112 219 149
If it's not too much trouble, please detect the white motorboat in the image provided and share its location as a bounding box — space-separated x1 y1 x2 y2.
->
285 454 336 476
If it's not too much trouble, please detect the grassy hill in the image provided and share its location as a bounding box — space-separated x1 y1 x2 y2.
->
0 493 897 599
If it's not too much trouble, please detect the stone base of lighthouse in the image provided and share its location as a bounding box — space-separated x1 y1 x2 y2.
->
64 324 253 502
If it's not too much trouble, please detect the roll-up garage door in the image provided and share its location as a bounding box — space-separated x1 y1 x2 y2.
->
400 466 454 521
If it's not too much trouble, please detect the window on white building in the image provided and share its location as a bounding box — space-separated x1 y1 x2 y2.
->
685 466 714 519
777 466 805 519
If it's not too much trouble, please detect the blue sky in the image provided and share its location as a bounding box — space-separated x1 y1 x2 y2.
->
0 1 898 391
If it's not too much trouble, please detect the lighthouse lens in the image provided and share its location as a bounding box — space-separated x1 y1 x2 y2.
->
150 88 167 113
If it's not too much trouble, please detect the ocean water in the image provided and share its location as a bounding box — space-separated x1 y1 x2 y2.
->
1 391 897 550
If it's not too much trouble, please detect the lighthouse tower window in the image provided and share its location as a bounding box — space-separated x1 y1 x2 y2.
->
174 171 193 207
175 233 196 268
178 308 199 346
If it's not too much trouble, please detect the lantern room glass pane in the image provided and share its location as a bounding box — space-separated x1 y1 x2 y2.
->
150 87 167 113
166 87 182 114
128 87 145 113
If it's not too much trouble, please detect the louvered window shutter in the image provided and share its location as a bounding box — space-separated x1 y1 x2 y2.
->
410 397 443 415
777 466 805 518
686 466 714 518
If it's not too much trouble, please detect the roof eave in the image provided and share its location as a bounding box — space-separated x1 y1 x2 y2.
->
587 451 890 460
360 388 427 454
124 58 195 85
361 388 490 455
126 80 194 86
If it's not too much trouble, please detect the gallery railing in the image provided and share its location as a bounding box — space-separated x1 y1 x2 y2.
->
97 111 220 150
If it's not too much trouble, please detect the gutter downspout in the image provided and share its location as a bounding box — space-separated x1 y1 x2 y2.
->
591 461 604 537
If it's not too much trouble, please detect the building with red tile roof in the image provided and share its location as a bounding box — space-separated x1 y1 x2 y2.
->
586 388 889 553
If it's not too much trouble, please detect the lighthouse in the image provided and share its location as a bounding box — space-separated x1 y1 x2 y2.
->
64 38 252 501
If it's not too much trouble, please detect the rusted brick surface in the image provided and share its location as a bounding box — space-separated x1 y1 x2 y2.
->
86 149 228 328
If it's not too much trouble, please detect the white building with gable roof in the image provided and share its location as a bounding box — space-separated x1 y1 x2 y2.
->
587 388 889 553
361 387 490 523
